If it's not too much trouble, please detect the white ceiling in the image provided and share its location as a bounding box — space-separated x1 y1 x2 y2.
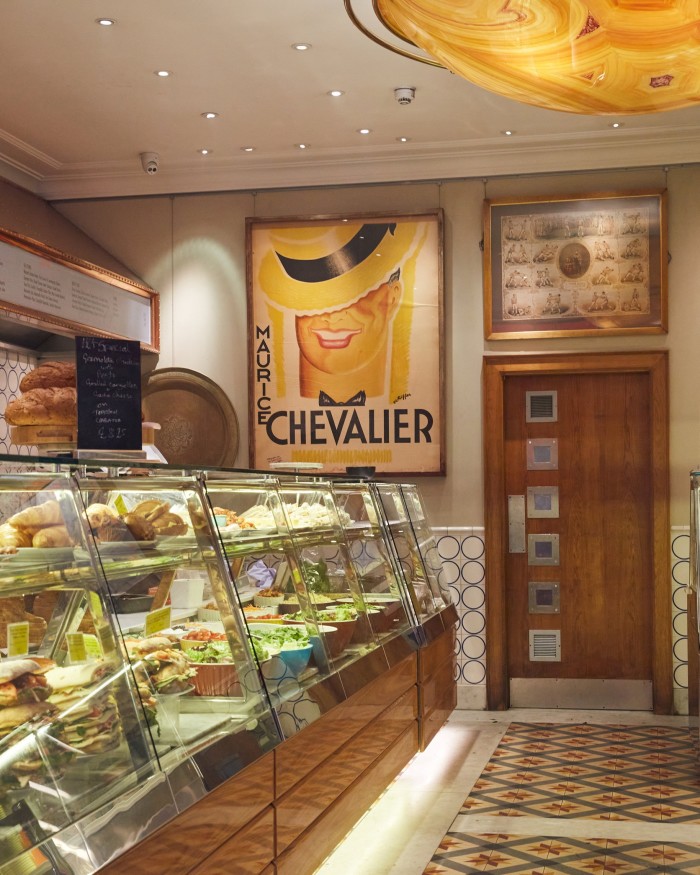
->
3 0 700 202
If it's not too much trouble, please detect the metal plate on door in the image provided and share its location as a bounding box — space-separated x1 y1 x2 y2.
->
527 486 559 518
508 494 526 553
527 533 560 565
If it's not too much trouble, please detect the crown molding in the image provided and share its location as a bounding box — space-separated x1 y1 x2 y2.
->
1 124 697 202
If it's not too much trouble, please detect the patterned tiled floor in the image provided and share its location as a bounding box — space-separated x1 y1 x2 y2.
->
428 722 700 874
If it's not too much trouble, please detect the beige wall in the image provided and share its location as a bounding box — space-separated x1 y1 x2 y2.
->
11 166 693 527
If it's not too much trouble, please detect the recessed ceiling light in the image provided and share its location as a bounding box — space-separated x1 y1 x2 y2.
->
397 136 411 142
96 17 115 26
610 121 624 128
199 149 212 155
202 112 219 120
296 143 309 149
292 43 311 51
155 70 172 78
328 90 344 97
358 128 372 135
502 129 515 136
241 146 255 152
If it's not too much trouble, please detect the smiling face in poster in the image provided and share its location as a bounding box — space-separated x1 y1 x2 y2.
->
248 212 443 474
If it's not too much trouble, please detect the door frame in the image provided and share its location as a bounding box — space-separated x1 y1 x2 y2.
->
483 350 671 712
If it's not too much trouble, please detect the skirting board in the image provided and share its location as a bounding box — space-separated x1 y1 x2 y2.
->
510 678 653 711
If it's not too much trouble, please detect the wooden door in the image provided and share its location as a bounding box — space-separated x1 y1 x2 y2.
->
484 352 671 712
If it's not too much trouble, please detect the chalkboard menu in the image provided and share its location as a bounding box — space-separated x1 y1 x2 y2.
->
76 336 142 450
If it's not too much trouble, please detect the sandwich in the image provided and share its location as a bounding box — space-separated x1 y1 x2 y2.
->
126 637 195 694
45 661 122 755
0 658 57 792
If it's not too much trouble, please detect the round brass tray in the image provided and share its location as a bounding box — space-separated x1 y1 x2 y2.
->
141 368 239 466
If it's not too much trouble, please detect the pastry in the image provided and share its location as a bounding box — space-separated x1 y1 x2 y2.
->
93 516 130 542
4 387 77 425
151 512 188 537
32 526 72 548
19 361 76 392
123 513 156 541
8 499 64 534
131 499 170 522
85 503 118 530
0 523 32 549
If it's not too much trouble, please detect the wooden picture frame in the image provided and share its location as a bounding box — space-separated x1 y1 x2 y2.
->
246 210 445 475
483 190 667 340
0 226 159 351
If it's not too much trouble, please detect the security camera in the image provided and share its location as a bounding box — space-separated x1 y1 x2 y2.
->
394 87 416 106
140 152 159 174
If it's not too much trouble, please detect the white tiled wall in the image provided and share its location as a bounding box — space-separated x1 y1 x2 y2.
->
435 526 692 715
0 348 36 455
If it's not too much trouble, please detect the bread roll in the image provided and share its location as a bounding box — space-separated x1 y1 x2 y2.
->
19 361 76 392
8 499 63 533
94 516 130 542
4 387 77 425
32 525 72 548
131 499 170 522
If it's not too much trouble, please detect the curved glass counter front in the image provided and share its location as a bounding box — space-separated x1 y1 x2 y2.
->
0 472 163 875
332 480 419 664
76 474 282 787
372 482 453 636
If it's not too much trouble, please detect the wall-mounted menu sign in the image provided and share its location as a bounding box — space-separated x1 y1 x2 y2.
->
76 336 142 450
0 227 158 350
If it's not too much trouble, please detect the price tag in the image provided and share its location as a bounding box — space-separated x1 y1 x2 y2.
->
97 622 116 655
7 622 29 658
83 634 103 660
144 605 171 637
66 632 87 664
89 591 104 618
114 494 128 516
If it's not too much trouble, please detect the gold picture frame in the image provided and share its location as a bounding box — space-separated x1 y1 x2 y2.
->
246 210 445 475
483 190 667 340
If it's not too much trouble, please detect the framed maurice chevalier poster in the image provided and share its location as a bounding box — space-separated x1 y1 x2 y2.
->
246 211 445 475
483 190 667 340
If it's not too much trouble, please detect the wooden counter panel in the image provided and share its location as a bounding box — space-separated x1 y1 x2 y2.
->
421 657 457 714
418 624 456 682
98 754 274 875
276 688 418 852
187 807 275 875
422 682 457 750
276 722 419 875
276 653 417 797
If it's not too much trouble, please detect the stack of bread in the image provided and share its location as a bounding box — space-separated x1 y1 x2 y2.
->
0 498 73 550
4 361 76 431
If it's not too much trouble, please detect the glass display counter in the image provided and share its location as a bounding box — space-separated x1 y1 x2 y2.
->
373 482 454 639
0 456 451 875
0 472 167 875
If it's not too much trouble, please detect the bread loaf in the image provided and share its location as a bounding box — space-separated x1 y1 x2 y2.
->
8 499 64 533
4 387 77 426
32 525 72 548
19 361 76 392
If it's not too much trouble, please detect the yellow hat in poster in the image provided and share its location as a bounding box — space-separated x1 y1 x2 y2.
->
258 220 419 313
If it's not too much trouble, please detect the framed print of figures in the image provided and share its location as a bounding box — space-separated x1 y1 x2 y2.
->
483 190 667 340
246 210 445 474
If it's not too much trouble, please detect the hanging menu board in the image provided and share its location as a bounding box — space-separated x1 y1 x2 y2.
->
0 228 158 350
76 336 142 450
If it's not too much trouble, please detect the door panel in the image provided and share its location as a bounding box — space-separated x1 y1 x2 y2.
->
504 372 653 688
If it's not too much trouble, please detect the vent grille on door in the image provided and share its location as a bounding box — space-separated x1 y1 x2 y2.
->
526 390 557 422
529 629 561 661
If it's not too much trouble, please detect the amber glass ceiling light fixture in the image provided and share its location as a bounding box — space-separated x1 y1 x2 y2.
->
345 0 700 114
